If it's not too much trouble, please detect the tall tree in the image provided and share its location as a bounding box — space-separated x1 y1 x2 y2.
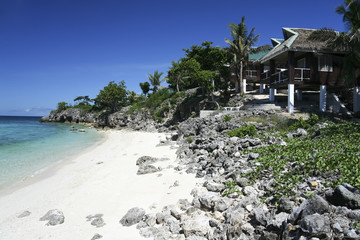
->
139 82 150 96
147 70 165 93
308 0 360 85
225 16 260 93
94 80 129 113
167 42 230 92
74 96 93 106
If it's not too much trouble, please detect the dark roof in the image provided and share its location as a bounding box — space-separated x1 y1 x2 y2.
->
260 28 345 63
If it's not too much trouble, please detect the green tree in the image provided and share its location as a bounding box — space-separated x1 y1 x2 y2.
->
74 96 93 106
167 42 230 92
94 80 129 113
308 0 360 85
225 16 260 93
183 41 231 91
56 101 70 112
139 82 151 96
167 58 213 92
147 70 165 93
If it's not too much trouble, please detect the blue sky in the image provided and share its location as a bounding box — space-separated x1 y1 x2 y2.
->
0 0 345 116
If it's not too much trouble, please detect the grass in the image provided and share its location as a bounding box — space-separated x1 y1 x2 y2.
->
243 119 360 202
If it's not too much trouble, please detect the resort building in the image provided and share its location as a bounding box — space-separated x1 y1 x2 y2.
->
247 27 360 113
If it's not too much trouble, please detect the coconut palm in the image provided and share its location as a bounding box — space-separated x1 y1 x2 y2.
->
147 70 165 93
225 16 260 93
308 0 360 85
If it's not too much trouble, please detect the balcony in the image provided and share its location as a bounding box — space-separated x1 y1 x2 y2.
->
245 70 258 80
271 70 289 84
260 68 311 86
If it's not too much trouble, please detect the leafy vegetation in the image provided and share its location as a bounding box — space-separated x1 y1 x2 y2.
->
147 70 165 93
186 136 194 143
128 88 185 122
223 114 232 122
94 80 129 113
51 101 71 114
225 124 257 137
225 16 260 93
222 180 242 197
243 120 360 202
167 42 230 92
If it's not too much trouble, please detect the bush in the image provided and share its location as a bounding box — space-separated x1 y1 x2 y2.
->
51 101 71 114
186 137 193 143
223 115 232 122
225 124 257 138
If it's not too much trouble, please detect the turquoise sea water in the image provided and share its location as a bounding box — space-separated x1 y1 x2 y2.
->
0 116 103 189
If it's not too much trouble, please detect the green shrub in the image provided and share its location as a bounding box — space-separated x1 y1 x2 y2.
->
155 105 170 120
222 180 242 197
223 115 232 122
186 137 193 143
244 121 360 202
225 124 257 138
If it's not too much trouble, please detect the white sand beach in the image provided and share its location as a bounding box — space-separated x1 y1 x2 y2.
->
0 130 199 240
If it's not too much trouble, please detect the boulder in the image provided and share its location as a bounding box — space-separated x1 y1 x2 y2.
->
326 184 360 209
181 214 212 237
198 192 221 211
137 164 161 175
299 214 331 238
39 209 65 226
91 233 103 240
86 214 105 228
120 207 145 226
205 182 225 192
278 198 295 213
253 207 270 226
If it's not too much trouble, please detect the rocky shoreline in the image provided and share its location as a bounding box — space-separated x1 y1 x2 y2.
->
120 110 360 240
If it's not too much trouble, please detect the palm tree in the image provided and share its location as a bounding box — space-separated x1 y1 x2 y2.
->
225 16 260 93
147 70 165 93
308 0 360 85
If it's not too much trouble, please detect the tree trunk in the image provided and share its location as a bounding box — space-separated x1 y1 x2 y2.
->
240 61 244 94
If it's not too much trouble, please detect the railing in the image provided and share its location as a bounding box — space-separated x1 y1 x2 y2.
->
260 71 270 82
294 68 310 81
245 70 258 79
271 70 288 84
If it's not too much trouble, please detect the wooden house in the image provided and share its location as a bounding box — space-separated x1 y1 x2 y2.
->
255 27 360 113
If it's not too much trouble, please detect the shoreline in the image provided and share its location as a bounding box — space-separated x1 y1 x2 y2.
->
0 127 107 197
0 130 199 240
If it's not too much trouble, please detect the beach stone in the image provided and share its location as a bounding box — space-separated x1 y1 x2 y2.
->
120 207 145 226
278 198 294 213
198 192 221 210
181 214 212 237
205 182 225 192
253 207 270 226
299 214 331 237
137 164 161 175
136 156 161 165
326 184 360 209
17 210 31 218
270 212 289 229
91 233 103 240
91 217 105 228
39 209 65 226
139 227 160 238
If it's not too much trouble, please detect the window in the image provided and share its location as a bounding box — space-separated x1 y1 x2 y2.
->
318 55 333 72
